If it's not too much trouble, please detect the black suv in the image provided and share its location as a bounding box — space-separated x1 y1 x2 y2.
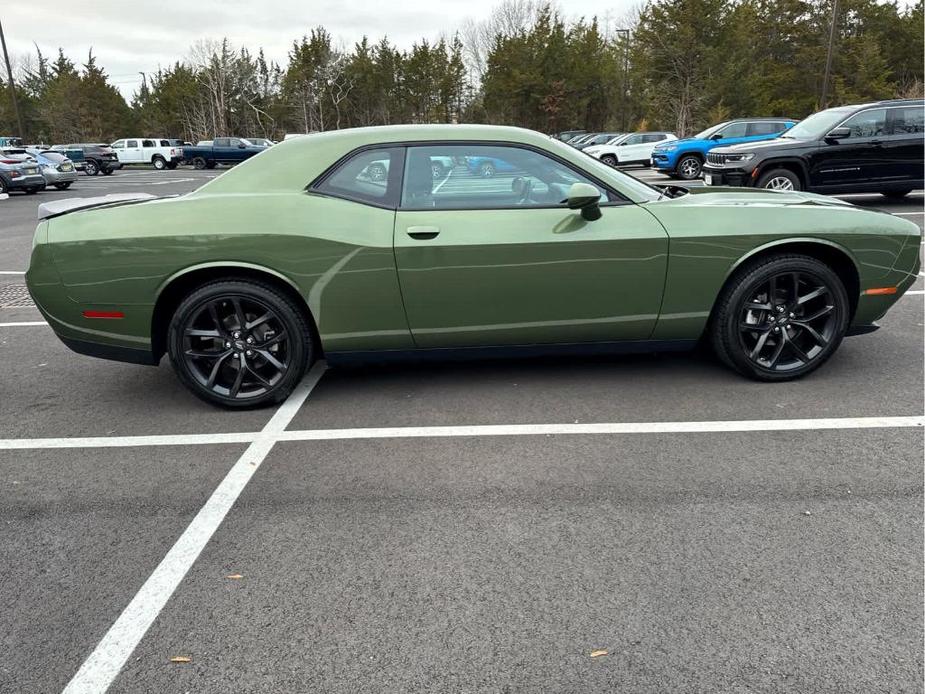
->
702 99 924 198
53 143 122 176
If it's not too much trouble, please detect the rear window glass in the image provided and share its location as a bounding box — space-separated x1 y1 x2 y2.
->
315 148 400 205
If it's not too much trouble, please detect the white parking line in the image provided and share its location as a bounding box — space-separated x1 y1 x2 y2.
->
0 271 25 274
59 361 327 694
0 321 48 327
1 414 921 452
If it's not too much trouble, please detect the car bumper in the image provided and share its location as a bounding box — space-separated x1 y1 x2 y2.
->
4 173 47 191
42 169 79 184
702 165 755 187
651 153 675 171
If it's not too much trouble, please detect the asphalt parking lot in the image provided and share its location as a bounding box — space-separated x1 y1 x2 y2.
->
1 167 923 693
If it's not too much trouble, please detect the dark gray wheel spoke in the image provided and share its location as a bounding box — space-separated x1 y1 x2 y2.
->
749 330 772 360
797 286 827 305
259 330 287 348
231 298 247 331
246 312 272 330
207 302 226 335
747 301 772 311
206 352 232 389
257 348 285 371
185 328 221 338
229 359 246 397
792 321 827 347
186 348 230 359
766 337 786 367
783 331 810 363
245 364 273 388
801 305 834 321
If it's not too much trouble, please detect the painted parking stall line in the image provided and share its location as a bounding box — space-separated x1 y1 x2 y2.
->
60 362 327 694
1 414 921 452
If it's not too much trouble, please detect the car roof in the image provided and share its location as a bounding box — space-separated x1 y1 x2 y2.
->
850 98 924 109
729 117 798 122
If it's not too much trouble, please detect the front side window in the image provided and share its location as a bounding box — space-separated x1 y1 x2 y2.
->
126 140 138 148
400 144 608 210
315 147 400 205
841 109 886 138
214 138 229 147
717 122 748 139
111 140 125 149
622 134 645 145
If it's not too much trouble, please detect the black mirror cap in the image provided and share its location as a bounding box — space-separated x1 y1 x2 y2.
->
580 204 602 221
825 126 851 141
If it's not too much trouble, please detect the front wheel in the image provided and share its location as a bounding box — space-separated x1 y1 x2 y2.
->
676 155 702 180
25 188 39 195
479 161 496 177
757 168 801 192
84 160 99 176
600 154 618 167
167 280 314 408
711 254 849 381
101 168 114 176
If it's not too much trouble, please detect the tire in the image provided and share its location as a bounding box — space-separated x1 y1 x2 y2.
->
84 160 99 176
479 161 496 177
0 178 8 194
882 190 911 200
152 155 166 170
166 162 178 170
711 254 849 381
101 168 114 176
54 182 72 190
676 155 702 180
167 280 314 408
192 157 207 170
757 168 801 192
600 154 618 167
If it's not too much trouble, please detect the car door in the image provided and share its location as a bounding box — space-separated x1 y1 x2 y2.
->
141 138 156 162
110 139 126 162
710 121 749 146
213 138 231 161
809 108 887 188
393 143 669 349
881 105 924 185
616 133 647 163
122 139 142 163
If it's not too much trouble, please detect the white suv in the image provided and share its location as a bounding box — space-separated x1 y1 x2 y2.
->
584 132 678 167
110 138 184 170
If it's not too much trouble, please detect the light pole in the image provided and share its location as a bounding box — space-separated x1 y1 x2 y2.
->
820 0 839 108
615 29 630 132
0 15 25 139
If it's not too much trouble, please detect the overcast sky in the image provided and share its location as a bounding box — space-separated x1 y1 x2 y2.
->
2 1 640 99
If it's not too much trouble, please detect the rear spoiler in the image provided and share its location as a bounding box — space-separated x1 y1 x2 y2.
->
37 193 157 220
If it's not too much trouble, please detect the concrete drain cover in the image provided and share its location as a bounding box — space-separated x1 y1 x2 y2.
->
0 284 35 308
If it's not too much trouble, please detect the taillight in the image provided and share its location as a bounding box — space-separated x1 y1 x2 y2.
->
1 159 19 164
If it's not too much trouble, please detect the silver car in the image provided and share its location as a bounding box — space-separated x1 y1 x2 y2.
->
0 149 46 195
26 149 78 190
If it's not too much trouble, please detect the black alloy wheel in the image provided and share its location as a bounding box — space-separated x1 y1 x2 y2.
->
712 255 849 381
168 280 313 408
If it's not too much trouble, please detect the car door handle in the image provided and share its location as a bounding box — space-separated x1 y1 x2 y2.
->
407 226 440 240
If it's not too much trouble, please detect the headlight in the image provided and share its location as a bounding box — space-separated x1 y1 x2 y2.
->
657 144 678 152
723 153 755 164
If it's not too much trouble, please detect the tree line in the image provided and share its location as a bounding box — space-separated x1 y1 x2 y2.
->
0 0 921 144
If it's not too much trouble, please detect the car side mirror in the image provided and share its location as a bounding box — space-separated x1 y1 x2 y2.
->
710 133 724 140
566 182 602 221
238 143 247 148
824 126 850 142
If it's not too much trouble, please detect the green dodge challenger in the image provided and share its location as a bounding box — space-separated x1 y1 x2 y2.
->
26 125 921 407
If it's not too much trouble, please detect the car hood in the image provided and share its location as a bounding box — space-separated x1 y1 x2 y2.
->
656 185 855 210
710 137 815 154
654 137 699 149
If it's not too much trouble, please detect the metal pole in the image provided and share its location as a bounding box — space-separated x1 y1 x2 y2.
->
617 29 630 132
820 0 839 108
0 16 25 139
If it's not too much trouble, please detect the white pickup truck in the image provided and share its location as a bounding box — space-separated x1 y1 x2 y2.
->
110 138 184 170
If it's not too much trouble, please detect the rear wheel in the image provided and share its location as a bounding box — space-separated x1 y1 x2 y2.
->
166 162 178 170
152 155 166 170
711 254 849 381
882 190 911 200
757 168 801 192
54 182 72 190
676 155 702 180
192 157 207 170
167 280 314 408
25 188 39 195
205 161 217 169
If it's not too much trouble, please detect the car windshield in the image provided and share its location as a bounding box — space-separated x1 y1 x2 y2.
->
694 122 728 139
780 107 853 139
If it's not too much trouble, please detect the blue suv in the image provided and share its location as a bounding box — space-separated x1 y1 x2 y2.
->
651 117 797 180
